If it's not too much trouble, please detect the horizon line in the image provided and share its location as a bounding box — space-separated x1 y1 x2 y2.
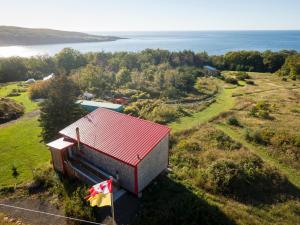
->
1 25 300 33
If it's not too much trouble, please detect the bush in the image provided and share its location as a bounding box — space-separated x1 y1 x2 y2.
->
6 88 22 97
224 77 238 85
205 159 241 194
235 72 250 80
227 116 242 127
124 105 139 117
245 80 255 85
177 140 202 152
64 187 96 224
245 128 273 145
213 130 242 150
29 80 51 99
202 156 288 202
248 101 274 120
0 97 24 123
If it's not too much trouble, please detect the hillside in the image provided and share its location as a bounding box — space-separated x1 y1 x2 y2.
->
0 26 121 46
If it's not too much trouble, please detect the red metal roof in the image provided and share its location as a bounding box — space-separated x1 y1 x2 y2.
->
47 137 75 150
59 108 171 166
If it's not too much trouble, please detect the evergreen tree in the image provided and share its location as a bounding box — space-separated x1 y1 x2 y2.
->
39 76 84 142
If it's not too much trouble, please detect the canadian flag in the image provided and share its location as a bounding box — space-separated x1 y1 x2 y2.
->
89 179 112 197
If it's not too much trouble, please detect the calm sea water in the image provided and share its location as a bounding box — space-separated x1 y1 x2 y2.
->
0 31 300 57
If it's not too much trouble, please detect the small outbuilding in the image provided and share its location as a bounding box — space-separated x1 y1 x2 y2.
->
203 65 221 77
25 78 36 84
47 108 171 195
76 100 123 112
83 92 95 100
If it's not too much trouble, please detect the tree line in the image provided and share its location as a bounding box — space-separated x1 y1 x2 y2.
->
1 48 299 84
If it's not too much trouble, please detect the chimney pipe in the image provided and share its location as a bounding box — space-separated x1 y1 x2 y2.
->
75 127 80 150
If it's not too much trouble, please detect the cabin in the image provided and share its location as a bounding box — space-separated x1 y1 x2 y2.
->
203 65 221 77
46 108 171 196
76 100 123 112
82 92 95 100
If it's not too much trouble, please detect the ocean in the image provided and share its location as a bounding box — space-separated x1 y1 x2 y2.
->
0 30 300 57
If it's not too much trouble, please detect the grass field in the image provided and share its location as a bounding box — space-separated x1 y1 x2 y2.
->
0 116 50 188
169 87 235 132
216 123 300 188
0 83 38 113
154 73 300 225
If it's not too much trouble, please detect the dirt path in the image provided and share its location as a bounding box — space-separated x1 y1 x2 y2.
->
0 192 138 225
0 110 40 129
0 197 67 225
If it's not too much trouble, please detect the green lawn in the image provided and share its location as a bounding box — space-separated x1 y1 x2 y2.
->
0 116 50 188
169 88 235 132
0 83 38 113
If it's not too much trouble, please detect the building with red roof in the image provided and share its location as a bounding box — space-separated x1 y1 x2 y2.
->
47 108 171 195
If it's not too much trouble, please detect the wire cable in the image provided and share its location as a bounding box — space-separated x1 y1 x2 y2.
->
0 203 105 225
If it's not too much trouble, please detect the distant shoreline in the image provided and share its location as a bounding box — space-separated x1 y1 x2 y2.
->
0 38 127 47
0 26 124 47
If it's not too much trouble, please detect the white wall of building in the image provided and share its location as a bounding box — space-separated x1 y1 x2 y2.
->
137 134 169 192
80 145 136 193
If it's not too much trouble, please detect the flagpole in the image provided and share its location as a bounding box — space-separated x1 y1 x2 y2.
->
110 177 116 225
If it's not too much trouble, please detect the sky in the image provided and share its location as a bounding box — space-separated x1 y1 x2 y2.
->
0 0 299 31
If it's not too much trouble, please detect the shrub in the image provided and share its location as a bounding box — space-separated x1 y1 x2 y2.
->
177 140 202 152
224 77 238 85
0 186 15 195
245 128 273 145
205 159 242 194
248 101 274 120
227 116 242 127
0 97 24 123
257 110 273 120
29 80 51 99
235 72 250 80
213 130 242 150
32 167 56 189
202 157 288 202
245 80 255 85
124 105 139 117
11 165 19 179
6 88 22 97
64 187 96 224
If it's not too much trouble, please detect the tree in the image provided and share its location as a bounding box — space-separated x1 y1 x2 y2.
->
116 68 131 86
0 57 27 82
39 76 84 142
55 48 87 74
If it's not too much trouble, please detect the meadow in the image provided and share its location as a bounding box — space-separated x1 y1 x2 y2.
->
136 72 300 225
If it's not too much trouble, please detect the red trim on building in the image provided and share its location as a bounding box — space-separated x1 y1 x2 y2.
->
134 166 138 194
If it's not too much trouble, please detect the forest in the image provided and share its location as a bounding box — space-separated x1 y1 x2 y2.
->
0 48 299 83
